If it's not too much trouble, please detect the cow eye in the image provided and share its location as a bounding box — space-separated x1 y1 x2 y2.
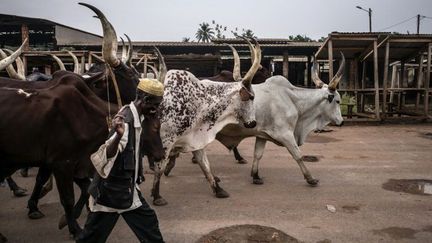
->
336 100 340 104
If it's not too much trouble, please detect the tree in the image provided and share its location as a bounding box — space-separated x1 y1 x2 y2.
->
195 22 215 42
182 37 191 42
241 29 256 38
288 34 314 42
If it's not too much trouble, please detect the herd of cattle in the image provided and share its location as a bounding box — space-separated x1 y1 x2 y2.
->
0 2 345 240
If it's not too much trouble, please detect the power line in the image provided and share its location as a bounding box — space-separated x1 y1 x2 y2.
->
378 15 417 31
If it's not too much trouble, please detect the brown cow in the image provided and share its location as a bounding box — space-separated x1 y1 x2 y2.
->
0 3 164 240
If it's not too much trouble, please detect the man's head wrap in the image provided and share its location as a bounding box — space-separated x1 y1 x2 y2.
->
137 74 164 97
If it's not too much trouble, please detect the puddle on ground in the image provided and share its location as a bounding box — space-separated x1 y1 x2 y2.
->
419 132 432 140
196 224 301 243
302 155 322 162
341 205 361 213
306 136 341 143
382 179 432 195
372 227 417 240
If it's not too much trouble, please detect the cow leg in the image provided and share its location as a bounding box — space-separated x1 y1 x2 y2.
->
151 160 168 206
52 166 81 238
163 155 176 176
27 167 52 219
39 175 53 199
193 149 229 198
58 177 91 230
6 176 28 197
233 147 248 164
278 133 319 186
251 138 267 185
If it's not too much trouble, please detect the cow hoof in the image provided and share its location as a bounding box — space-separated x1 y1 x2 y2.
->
28 210 45 219
13 188 28 197
153 198 168 206
253 178 264 185
215 188 230 198
214 176 221 183
307 178 320 186
237 159 248 164
191 157 198 164
58 215 67 230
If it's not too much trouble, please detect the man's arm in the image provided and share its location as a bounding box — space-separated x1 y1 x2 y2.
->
106 115 125 158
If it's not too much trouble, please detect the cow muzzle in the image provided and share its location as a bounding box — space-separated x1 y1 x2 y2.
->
244 120 257 128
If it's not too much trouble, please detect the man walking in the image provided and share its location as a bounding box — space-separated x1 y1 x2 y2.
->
76 77 165 243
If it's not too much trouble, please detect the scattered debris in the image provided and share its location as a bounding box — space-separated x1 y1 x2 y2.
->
326 205 336 213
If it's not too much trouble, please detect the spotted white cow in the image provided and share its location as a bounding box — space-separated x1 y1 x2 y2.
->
151 40 262 205
215 53 346 186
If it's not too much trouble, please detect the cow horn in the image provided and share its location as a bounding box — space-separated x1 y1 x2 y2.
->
67 51 80 74
153 46 167 83
0 49 26 80
311 56 324 88
227 44 241 81
240 36 263 70
4 49 26 78
328 52 345 91
242 38 261 85
146 64 160 80
0 38 28 71
124 34 133 66
79 3 120 67
120 37 127 63
50 54 66 71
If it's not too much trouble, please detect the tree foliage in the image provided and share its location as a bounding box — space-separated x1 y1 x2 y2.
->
195 22 215 42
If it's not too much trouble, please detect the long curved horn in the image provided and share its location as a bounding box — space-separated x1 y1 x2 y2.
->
0 49 26 80
146 64 160 80
124 34 133 66
67 51 80 74
120 37 127 63
227 44 241 81
311 56 324 88
153 46 167 83
50 54 66 71
242 38 261 84
328 52 345 91
79 3 120 67
4 49 26 78
0 38 28 71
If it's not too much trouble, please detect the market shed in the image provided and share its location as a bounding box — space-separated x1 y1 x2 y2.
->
316 32 432 121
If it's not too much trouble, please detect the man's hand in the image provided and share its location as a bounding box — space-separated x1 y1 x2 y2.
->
113 115 125 136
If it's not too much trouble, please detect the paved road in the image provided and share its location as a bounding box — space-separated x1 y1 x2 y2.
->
1 124 432 243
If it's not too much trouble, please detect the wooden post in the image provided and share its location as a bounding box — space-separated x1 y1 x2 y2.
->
416 54 424 110
282 51 289 79
373 39 380 120
360 61 366 112
328 39 334 81
22 56 27 76
143 55 148 77
382 41 390 119
21 24 29 51
44 65 51 75
87 52 93 69
425 43 431 117
80 54 85 74
389 65 397 104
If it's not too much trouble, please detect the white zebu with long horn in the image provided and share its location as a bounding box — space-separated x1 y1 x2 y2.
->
215 53 345 185
151 40 262 206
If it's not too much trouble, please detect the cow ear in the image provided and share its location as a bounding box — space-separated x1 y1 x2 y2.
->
327 94 334 103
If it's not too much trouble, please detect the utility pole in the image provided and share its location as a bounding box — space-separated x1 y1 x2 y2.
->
356 6 373 32
417 14 420 34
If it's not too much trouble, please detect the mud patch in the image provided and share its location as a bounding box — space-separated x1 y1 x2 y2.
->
372 227 417 240
341 205 361 213
382 179 432 196
316 240 332 243
196 224 301 243
302 155 322 162
306 136 341 144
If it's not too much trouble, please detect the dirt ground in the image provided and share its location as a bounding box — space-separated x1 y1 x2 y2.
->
1 123 432 243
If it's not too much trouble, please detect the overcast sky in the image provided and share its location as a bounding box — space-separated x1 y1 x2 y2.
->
2 0 432 41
